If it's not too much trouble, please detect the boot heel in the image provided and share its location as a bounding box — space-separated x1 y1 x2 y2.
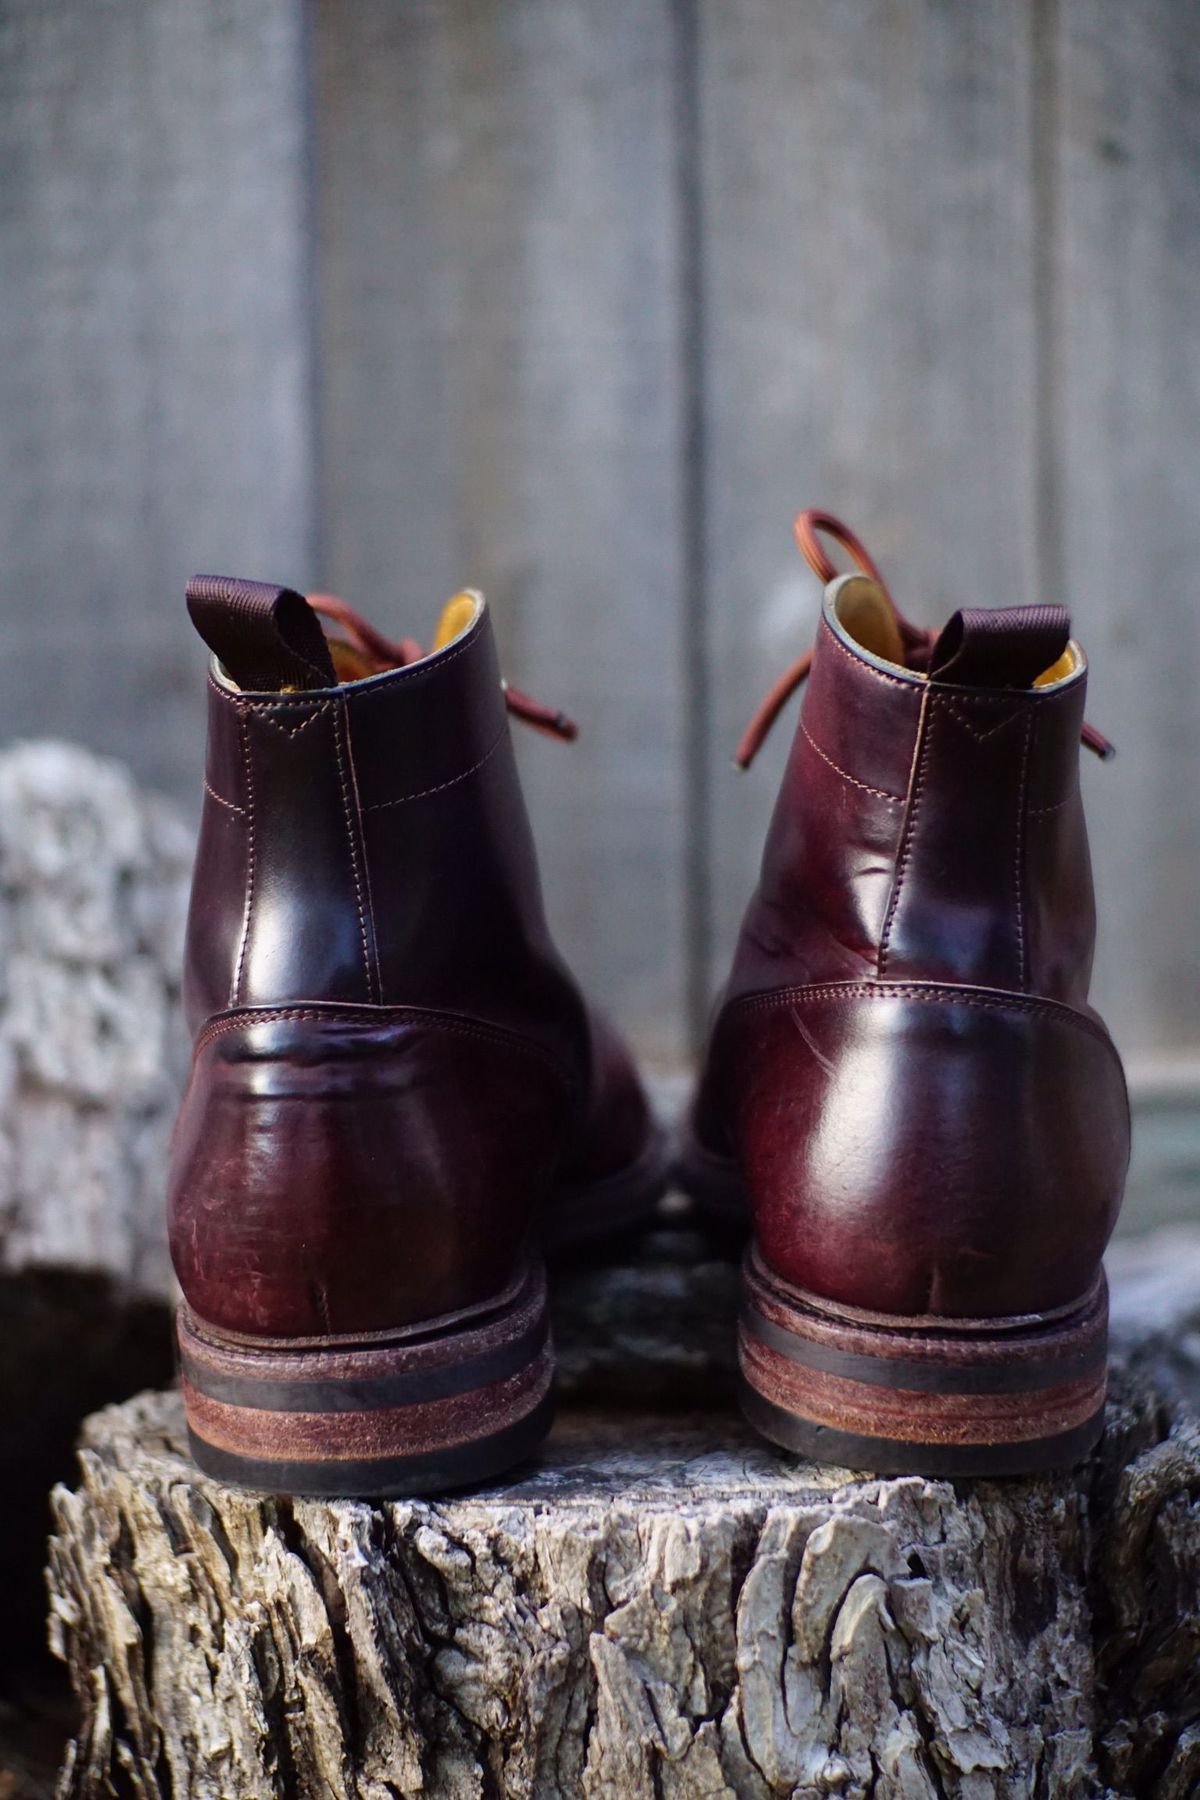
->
739 1243 1108 1477
178 1262 553 1497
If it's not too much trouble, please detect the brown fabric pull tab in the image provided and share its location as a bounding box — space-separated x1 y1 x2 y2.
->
187 575 336 692
928 605 1070 690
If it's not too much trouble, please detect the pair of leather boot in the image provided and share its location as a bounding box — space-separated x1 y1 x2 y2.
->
170 511 1128 1494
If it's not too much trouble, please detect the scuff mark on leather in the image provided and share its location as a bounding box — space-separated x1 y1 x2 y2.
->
790 1008 837 1079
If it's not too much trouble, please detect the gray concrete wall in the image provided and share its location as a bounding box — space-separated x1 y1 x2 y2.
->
1 0 1197 1075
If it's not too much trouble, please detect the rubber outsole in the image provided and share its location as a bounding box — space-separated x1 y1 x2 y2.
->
186 1390 556 1498
179 1261 554 1499
740 1243 1109 1478
740 1386 1105 1477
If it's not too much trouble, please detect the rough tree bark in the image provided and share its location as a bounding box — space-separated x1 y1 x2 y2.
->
47 1234 1200 1800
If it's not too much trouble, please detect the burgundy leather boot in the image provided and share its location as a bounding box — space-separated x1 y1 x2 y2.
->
171 577 666 1495
680 511 1129 1476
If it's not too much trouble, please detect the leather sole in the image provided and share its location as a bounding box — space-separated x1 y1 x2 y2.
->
739 1243 1108 1477
178 1262 553 1498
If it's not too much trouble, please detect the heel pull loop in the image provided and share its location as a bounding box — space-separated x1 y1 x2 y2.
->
735 510 1115 769
188 576 336 692
308 592 579 743
929 605 1070 689
927 603 1113 756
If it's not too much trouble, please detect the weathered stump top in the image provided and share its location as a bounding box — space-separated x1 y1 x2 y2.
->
48 1322 1200 1800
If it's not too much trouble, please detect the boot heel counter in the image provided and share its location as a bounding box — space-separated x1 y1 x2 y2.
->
728 983 1130 1318
168 1007 571 1338
880 679 1096 997
183 693 250 1029
183 679 382 1029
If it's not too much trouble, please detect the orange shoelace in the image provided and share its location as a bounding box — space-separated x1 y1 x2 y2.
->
307 592 578 743
734 511 1114 770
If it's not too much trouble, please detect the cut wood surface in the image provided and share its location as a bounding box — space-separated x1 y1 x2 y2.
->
48 1232 1200 1800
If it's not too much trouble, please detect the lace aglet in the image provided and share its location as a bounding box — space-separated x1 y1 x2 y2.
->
503 681 578 742
1082 721 1116 761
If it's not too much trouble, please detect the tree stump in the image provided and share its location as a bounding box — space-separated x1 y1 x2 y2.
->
0 740 192 1293
0 740 188 1680
47 1234 1200 1800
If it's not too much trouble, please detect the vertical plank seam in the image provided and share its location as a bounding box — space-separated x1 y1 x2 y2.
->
1032 0 1065 611
298 0 327 586
672 0 713 1054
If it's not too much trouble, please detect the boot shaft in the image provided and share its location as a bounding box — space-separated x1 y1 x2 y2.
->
689 513 1128 1343
183 581 586 1058
171 574 660 1365
729 569 1097 1008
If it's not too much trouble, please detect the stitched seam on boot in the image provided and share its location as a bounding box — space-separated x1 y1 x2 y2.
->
193 1004 578 1091
204 779 245 816
800 722 905 804
1029 790 1077 816
231 711 256 1006
877 684 933 976
237 699 335 740
938 696 1023 743
1014 711 1034 991
361 724 507 810
728 981 1116 1051
332 699 379 1005
341 700 383 1002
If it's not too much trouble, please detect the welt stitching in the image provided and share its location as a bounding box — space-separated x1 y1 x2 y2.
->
361 725 506 810
730 983 1114 1048
1014 711 1034 991
878 684 932 976
231 714 256 1006
332 700 378 1004
193 1006 576 1088
800 722 904 804
204 779 244 816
